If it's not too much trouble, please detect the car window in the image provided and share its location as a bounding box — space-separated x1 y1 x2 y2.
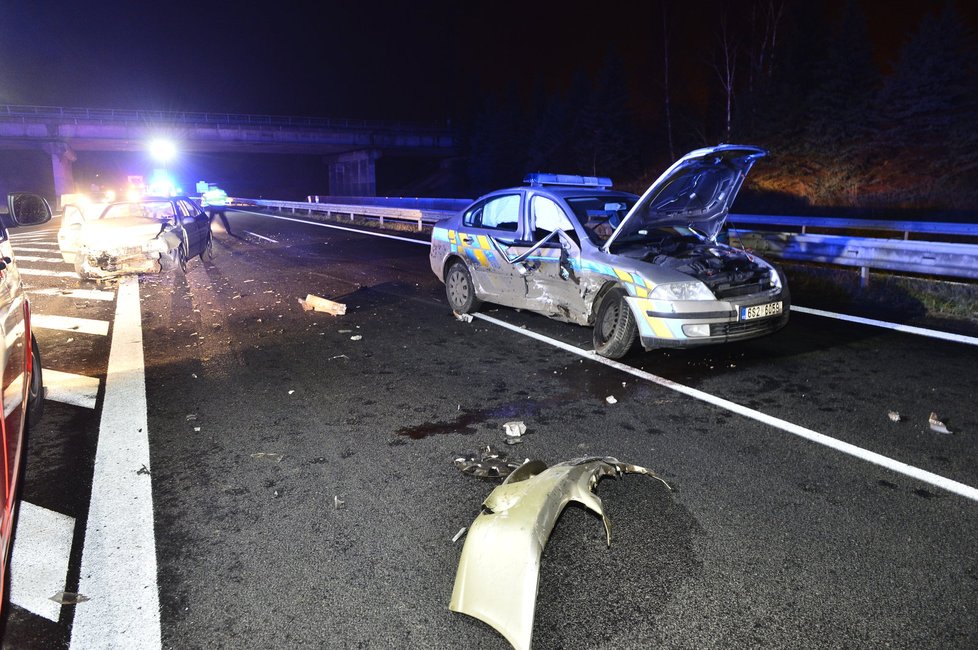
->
530 196 574 235
102 201 175 220
177 200 198 218
463 194 519 231
564 195 638 244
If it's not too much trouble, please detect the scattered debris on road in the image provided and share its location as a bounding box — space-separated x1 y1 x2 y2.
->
452 527 467 543
136 464 150 476
333 495 346 510
49 591 90 605
351 335 363 341
928 412 953 434
449 457 672 650
454 445 524 478
453 311 474 323
299 294 347 315
503 421 527 438
606 395 618 405
250 452 284 463
887 411 902 422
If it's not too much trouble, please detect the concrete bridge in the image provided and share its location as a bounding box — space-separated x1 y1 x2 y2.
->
0 105 457 202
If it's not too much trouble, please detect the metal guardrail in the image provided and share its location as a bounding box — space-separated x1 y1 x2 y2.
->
235 198 457 231
236 197 978 284
0 104 451 134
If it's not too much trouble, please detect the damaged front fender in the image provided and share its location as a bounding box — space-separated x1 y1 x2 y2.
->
449 457 670 650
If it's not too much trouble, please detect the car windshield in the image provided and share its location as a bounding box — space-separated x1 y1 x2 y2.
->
564 195 638 244
101 201 176 221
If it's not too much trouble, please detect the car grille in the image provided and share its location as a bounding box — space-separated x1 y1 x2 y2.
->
710 317 782 338
714 280 768 299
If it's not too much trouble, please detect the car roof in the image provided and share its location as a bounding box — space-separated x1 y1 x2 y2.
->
481 185 638 201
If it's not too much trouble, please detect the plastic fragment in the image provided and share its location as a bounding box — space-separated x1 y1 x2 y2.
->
606 395 617 405
929 412 952 434
351 335 362 341
50 591 89 605
300 294 346 315
453 312 474 323
887 411 902 422
503 421 527 438
452 527 467 543
251 452 284 462
454 445 523 478
334 495 345 510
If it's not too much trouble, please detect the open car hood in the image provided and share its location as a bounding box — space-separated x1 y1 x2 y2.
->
604 145 766 249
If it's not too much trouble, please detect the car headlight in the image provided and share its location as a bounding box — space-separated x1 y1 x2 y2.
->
650 281 715 301
769 268 782 290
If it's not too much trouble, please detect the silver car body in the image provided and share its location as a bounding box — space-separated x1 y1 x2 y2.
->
430 145 789 351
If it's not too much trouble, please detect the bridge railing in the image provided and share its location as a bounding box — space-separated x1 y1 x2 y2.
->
236 197 978 284
0 104 452 133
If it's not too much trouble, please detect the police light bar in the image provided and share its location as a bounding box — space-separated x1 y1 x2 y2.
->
523 173 613 188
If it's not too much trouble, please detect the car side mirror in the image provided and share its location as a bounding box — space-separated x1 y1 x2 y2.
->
7 193 53 227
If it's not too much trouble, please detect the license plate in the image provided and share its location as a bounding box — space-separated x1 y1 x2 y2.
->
741 301 782 320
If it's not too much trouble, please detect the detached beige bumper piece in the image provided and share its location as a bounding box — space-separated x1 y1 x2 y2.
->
449 457 670 650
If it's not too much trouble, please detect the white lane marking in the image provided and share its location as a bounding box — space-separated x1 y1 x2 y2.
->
245 210 430 246
44 369 99 410
71 275 161 650
8 234 56 242
9 502 75 622
791 305 978 347
18 268 79 278
242 230 279 243
11 240 57 246
11 247 63 254
33 314 109 336
30 287 116 301
475 312 978 503
15 255 68 263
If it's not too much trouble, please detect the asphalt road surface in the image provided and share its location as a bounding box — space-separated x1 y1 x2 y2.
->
3 209 977 649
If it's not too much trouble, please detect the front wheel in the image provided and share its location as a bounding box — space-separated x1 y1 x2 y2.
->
592 288 637 359
445 261 481 314
27 334 44 426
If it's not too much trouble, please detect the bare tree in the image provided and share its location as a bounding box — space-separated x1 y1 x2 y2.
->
714 11 739 141
662 3 675 159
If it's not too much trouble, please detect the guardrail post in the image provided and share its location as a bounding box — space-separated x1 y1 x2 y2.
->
860 266 870 288
380 214 384 226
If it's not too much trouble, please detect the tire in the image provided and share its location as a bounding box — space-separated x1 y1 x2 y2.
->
200 232 214 261
27 334 44 426
592 288 637 359
445 261 481 314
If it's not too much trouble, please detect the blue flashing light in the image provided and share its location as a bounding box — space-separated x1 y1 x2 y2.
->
524 173 613 188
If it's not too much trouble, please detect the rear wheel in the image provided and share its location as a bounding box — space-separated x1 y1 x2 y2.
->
445 261 481 314
592 288 636 359
27 334 43 426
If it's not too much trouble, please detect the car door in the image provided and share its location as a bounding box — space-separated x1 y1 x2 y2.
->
0 230 27 567
456 193 527 305
176 199 207 256
517 194 586 316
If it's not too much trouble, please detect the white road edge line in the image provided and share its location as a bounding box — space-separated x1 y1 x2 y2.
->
242 229 279 243
474 312 978 503
250 210 975 346
245 210 430 245
70 275 161 650
791 305 978 347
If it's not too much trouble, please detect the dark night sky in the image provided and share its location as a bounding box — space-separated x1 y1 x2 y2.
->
2 0 975 123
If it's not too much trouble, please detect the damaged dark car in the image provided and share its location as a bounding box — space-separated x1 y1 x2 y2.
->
430 145 789 359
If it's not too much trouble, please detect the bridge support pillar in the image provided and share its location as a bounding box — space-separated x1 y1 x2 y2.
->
44 142 77 208
327 150 379 196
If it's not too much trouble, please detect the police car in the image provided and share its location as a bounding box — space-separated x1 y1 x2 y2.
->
429 145 789 359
